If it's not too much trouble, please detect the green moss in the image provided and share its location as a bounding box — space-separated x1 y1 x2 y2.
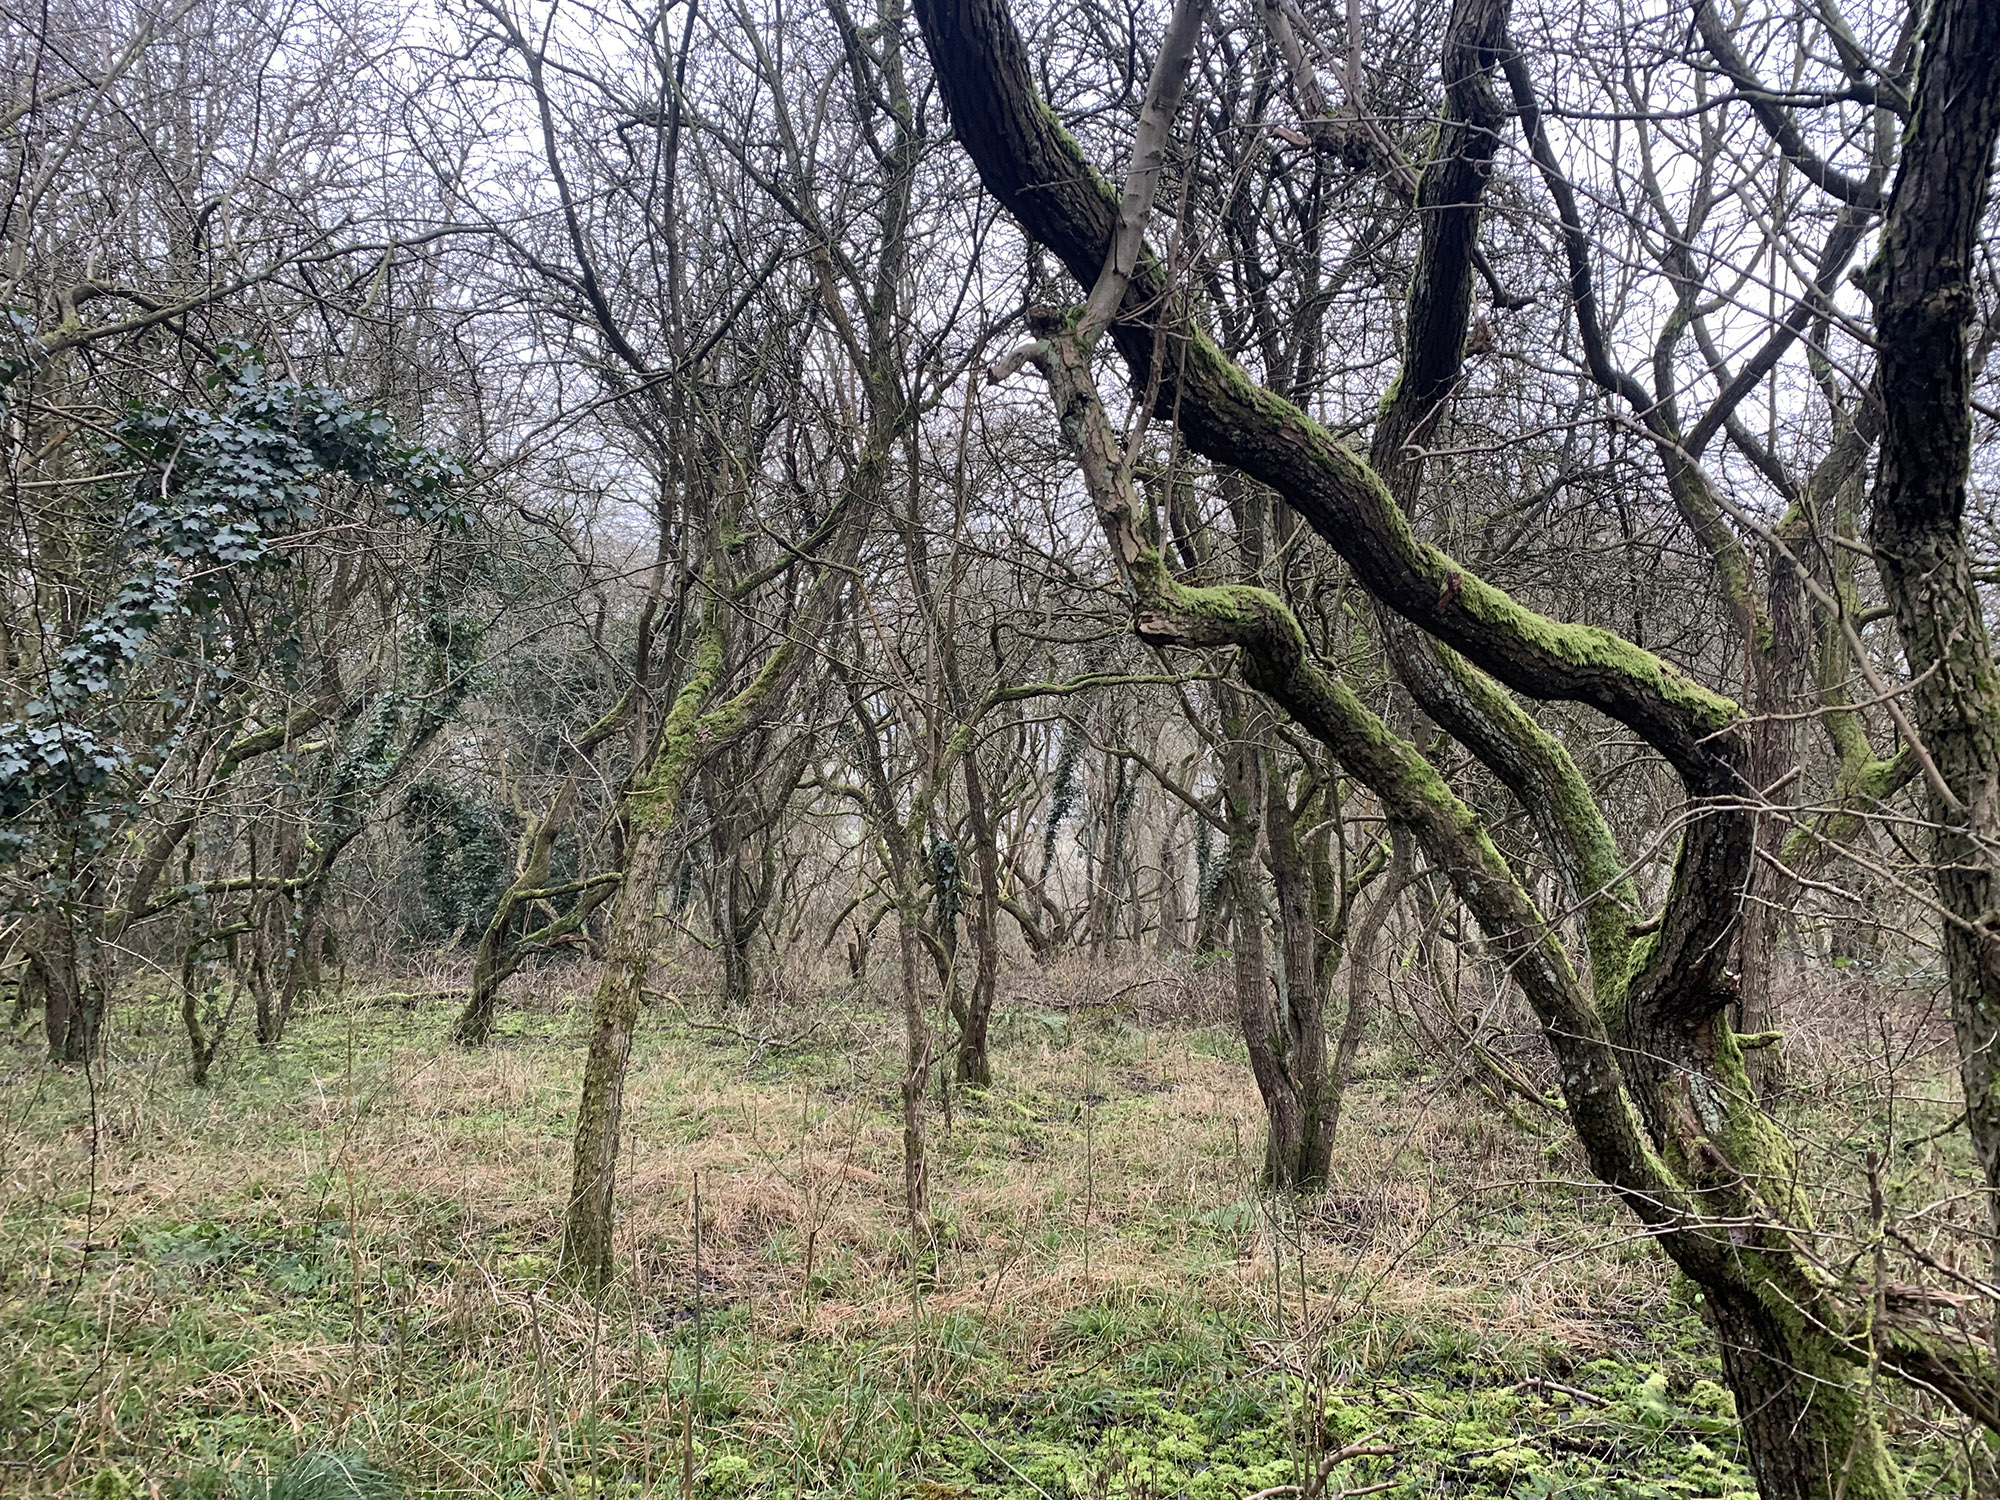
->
1186 326 1741 740
1700 1027 1803 1215
1033 99 1123 216
1457 572 1739 727
697 1453 752 1495
1376 365 1404 418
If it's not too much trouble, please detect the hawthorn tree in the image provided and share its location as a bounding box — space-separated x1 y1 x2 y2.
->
918 0 2000 1491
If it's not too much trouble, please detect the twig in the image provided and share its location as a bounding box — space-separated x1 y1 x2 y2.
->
947 1408 1056 1500
668 1000 824 1059
1509 1375 1609 1407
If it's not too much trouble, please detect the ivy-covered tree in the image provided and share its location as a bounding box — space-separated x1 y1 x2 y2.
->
1 345 463 1060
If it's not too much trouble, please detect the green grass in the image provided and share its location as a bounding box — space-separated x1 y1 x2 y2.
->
0 971 1948 1497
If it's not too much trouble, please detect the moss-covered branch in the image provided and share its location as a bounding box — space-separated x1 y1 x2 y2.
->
915 0 1745 793
1363 0 1645 1013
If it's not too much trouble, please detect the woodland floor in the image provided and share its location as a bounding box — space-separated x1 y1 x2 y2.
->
0 957 1966 1498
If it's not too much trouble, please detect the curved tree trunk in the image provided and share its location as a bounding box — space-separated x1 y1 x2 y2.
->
913 0 1931 1483
1709 1278 1900 1500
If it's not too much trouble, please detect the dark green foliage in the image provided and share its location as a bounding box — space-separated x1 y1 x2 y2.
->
1108 754 1138 857
1194 814 1222 924
930 834 962 932
400 781 512 944
0 347 463 864
1041 718 1086 878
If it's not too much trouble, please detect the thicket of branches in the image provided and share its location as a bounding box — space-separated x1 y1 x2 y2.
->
3 0 1998 1494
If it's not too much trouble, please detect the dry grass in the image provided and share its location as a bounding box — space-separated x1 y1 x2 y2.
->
0 957 1796 1497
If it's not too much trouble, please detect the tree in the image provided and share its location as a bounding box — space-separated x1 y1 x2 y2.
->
441 0 932 1290
1867 0 2000 1285
919 0 2000 1489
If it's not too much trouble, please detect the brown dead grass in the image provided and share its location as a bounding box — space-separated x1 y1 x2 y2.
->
0 956 1711 1493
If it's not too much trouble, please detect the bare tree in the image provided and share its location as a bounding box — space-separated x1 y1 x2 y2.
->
924 0 2000 1488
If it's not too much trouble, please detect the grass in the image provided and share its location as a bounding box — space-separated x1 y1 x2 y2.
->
0 955 1881 1497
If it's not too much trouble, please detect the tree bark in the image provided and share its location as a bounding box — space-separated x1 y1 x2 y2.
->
896 895 931 1250
1326 829 1412 1145
29 906 93 1063
563 811 688 1290
1264 744 1332 1186
1868 0 2000 1276
1217 703 1305 1184
955 746 1001 1086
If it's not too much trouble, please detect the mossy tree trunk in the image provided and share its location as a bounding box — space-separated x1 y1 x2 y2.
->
918 0 1993 1485
561 0 919 1295
1262 740 1334 1188
564 577 849 1289
562 647 718 1289
1035 295 1913 1498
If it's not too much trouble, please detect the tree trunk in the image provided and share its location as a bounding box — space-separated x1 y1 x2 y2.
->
564 626 734 1291
955 748 1000 1086
563 819 669 1291
180 942 235 1087
895 896 930 1254
1088 749 1132 958
30 909 94 1064
713 802 781 1010
1264 748 1330 1187
1869 0 2000 1276
457 926 511 1047
1696 1240 1896 1496
1216 697 1305 1186
1326 831 1411 1145
1705 1277 1900 1500
719 877 756 1010
1737 513 1815 1096
1155 809 1188 955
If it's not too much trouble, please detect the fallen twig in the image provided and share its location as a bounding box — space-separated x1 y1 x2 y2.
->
667 999 825 1060
947 1407 1055 1500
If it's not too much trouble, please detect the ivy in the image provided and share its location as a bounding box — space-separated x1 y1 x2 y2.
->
401 781 511 945
0 347 464 863
1194 813 1221 924
1107 754 1139 866
930 833 962 933
1041 717 1086 879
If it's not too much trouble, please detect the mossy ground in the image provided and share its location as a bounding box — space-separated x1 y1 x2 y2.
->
0 961 1961 1496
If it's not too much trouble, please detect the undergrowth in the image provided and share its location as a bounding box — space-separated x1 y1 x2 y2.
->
0 969 1965 1496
